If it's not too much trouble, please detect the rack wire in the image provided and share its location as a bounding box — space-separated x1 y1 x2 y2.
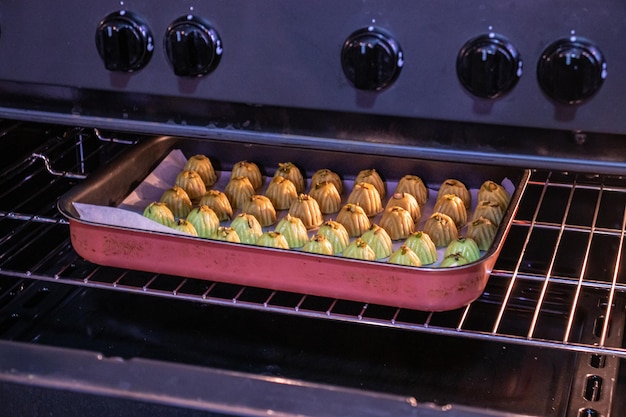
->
1 122 626 358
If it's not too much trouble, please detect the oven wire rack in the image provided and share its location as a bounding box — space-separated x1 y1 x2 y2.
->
1 123 626 359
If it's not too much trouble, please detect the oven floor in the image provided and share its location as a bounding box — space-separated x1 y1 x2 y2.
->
0 278 577 417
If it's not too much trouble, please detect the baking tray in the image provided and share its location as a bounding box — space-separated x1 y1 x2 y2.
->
58 136 530 311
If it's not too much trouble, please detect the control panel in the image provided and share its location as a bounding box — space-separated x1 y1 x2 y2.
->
0 0 624 134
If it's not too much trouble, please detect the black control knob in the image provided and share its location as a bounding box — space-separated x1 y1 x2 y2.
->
95 11 154 72
341 27 404 91
537 37 607 104
456 34 522 99
164 16 223 77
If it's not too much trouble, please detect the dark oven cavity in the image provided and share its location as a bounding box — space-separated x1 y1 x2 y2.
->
1 123 626 417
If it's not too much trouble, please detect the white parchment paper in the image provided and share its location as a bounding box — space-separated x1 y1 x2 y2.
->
73 149 189 234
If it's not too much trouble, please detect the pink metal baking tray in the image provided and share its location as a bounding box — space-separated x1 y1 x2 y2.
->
59 136 530 311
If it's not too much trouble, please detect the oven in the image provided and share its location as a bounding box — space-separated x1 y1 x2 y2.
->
1 1 626 416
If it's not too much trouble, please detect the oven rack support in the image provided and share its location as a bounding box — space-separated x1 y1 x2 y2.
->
1 125 626 361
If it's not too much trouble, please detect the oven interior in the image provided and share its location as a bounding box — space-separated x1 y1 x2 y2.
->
3 1 626 416
1 122 626 417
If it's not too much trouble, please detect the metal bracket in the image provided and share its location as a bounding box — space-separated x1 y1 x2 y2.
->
93 128 138 145
30 128 137 179
566 295 625 417
30 153 87 180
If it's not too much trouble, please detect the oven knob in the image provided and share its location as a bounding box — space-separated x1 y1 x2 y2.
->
537 37 607 104
164 16 223 77
341 27 404 91
95 11 154 72
456 34 522 99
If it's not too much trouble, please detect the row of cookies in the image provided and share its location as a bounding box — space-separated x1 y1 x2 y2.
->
141 153 509 267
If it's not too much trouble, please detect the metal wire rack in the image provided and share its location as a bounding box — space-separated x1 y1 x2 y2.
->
1 122 626 358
